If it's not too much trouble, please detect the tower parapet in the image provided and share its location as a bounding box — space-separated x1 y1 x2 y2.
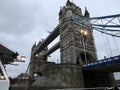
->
59 0 83 24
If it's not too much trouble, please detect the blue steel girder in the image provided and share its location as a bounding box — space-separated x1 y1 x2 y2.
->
82 55 120 72
71 14 120 37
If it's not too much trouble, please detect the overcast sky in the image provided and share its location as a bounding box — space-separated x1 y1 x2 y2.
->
0 0 120 78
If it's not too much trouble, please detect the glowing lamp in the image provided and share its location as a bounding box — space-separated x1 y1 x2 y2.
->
21 56 26 62
80 30 84 34
84 31 88 36
35 54 38 57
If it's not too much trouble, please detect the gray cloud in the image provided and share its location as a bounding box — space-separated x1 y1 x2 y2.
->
0 0 58 36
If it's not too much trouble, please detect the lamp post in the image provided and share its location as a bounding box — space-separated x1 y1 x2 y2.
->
80 29 88 64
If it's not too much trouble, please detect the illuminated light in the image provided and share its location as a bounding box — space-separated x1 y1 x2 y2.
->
84 31 88 36
21 56 26 62
1 76 4 79
80 30 84 34
35 54 38 57
16 55 20 60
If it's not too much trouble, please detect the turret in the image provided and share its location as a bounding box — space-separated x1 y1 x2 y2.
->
59 0 83 24
84 7 90 17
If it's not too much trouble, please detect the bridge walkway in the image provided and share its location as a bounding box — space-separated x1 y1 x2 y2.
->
82 55 120 72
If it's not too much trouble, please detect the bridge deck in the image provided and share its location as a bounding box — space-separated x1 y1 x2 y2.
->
82 55 120 72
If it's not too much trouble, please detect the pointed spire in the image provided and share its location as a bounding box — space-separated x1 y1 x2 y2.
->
59 6 62 14
67 0 70 3
60 6 62 10
59 6 63 19
84 7 90 17
33 42 36 47
66 0 71 6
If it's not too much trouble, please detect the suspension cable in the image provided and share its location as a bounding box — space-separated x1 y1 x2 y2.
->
100 19 109 57
102 33 109 57
112 36 120 55
105 34 113 57
101 18 113 57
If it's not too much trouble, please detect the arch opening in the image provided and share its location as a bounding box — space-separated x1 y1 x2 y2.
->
80 52 94 64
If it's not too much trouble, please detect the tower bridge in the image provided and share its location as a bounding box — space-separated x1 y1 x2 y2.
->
28 0 120 89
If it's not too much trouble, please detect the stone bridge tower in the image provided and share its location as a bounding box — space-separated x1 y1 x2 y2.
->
29 40 48 77
59 0 97 65
58 0 115 88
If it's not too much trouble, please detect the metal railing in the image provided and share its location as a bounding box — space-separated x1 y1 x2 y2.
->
82 55 120 70
49 87 116 90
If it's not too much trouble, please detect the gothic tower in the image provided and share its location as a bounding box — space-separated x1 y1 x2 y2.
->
59 0 115 87
29 40 48 77
59 0 97 65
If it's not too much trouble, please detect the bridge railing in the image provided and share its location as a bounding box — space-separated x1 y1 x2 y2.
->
50 87 115 90
82 55 120 70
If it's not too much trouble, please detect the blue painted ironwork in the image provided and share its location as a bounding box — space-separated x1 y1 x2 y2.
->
90 14 120 19
82 55 120 70
93 28 120 37
92 24 120 28
71 14 120 37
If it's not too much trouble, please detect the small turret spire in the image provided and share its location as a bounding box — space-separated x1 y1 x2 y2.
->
67 0 70 3
66 0 71 5
84 7 90 17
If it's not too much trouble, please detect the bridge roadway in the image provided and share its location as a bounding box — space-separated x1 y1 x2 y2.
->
82 55 120 72
33 18 70 55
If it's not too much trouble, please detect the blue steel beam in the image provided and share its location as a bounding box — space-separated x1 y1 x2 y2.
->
71 14 120 37
90 14 120 19
92 24 120 28
92 27 120 32
82 55 120 72
72 14 120 20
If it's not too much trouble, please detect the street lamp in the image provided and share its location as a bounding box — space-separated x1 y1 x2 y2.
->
81 29 88 36
84 31 88 36
80 29 88 64
0 75 5 80
15 55 26 62
35 54 39 58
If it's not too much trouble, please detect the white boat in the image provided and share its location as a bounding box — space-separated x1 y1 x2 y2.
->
0 60 10 90
0 44 19 90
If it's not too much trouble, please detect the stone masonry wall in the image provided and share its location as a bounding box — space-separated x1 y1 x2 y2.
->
43 63 85 88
